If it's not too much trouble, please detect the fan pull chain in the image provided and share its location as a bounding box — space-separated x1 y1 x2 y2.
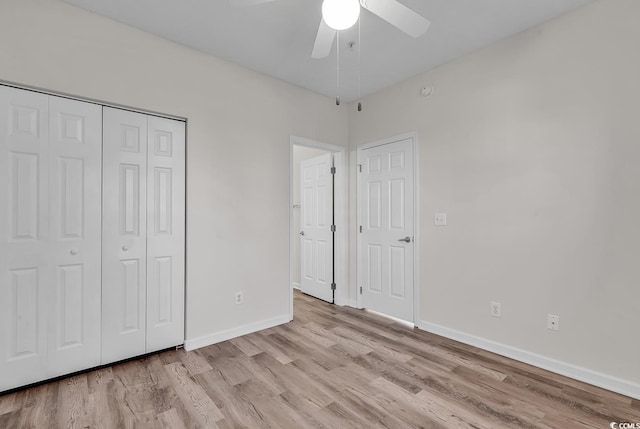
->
336 31 340 106
357 18 362 112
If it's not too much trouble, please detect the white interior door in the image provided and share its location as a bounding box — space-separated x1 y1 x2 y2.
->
102 107 148 364
0 88 102 391
0 87 50 390
300 153 334 303
358 138 414 322
146 116 185 353
47 96 102 376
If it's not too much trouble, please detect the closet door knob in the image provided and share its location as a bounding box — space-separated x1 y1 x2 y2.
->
70 249 78 255
122 245 129 251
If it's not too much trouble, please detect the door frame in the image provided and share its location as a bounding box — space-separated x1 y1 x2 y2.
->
289 136 348 319
356 132 419 324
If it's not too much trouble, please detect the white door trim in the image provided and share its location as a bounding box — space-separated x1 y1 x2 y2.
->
289 136 348 319
356 132 419 324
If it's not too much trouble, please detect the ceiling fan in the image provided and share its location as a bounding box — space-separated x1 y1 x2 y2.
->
229 0 431 59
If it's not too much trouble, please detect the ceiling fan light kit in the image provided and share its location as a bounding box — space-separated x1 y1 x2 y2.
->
231 0 431 104
322 0 361 30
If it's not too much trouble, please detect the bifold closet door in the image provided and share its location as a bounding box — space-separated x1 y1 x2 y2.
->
0 87 50 390
0 86 102 391
146 116 185 352
102 108 148 364
47 96 102 377
102 107 185 365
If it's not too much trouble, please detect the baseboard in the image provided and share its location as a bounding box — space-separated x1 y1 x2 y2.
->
334 297 358 308
418 320 640 400
292 282 301 290
334 296 357 307
184 314 290 351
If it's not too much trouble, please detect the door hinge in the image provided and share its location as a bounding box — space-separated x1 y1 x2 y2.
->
358 164 362 173
331 166 336 175
359 225 363 233
360 286 363 294
331 282 336 291
331 224 336 232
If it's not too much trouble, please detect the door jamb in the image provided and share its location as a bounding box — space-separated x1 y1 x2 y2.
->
289 136 348 320
356 132 419 324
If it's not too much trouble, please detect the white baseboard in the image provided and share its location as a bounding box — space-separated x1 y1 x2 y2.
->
334 298 358 308
292 282 301 290
184 314 290 351
336 299 358 308
334 295 357 307
418 321 640 400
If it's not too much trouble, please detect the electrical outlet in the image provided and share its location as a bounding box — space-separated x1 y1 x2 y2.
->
235 292 243 305
491 301 501 318
547 314 559 332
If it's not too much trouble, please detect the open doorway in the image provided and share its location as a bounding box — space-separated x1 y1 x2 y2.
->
289 136 347 320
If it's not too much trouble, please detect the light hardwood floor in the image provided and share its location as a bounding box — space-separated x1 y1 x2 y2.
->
1 290 639 428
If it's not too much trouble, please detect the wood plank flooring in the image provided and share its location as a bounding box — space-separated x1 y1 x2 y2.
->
1 290 639 428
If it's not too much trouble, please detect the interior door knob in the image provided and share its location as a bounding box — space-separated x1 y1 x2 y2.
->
300 231 305 236
122 245 129 251
398 236 411 243
70 249 78 255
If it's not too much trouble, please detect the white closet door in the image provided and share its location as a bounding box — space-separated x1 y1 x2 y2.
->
47 96 102 376
0 87 50 391
146 116 185 352
102 107 148 364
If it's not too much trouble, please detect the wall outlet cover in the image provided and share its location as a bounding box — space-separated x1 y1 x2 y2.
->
547 314 559 331
491 301 501 318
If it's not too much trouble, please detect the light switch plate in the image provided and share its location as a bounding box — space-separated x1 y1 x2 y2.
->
434 212 447 226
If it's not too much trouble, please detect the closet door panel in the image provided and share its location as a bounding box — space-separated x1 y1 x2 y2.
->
47 96 102 376
0 87 50 391
102 107 147 364
146 117 185 352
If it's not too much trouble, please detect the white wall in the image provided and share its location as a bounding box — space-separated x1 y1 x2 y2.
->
0 0 347 345
291 145 330 287
348 0 640 392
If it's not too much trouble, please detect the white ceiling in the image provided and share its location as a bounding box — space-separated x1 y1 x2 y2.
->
63 0 593 102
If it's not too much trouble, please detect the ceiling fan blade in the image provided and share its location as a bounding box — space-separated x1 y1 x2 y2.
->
229 0 277 7
360 0 430 38
311 19 336 59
